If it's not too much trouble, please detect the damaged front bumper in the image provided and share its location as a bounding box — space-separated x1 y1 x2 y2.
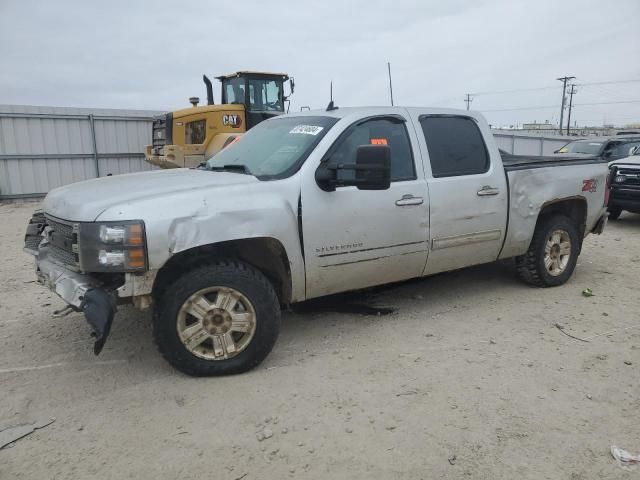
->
34 248 116 354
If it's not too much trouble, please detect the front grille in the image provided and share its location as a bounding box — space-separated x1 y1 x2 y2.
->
615 168 640 187
49 244 78 266
45 215 80 270
47 217 74 238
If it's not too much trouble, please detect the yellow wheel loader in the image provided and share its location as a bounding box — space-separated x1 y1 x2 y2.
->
145 71 294 168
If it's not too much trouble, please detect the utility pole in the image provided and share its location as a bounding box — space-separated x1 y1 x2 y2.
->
464 94 473 110
387 62 394 106
566 84 577 136
557 76 575 135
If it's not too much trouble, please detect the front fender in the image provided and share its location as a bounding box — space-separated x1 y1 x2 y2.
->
96 176 305 302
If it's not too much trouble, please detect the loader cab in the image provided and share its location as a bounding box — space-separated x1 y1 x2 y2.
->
217 72 293 129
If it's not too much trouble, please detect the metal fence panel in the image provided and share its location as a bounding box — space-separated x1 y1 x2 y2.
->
493 132 575 156
0 105 161 198
98 154 155 177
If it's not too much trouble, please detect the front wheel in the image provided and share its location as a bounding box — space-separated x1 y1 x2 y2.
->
153 260 280 376
515 215 580 287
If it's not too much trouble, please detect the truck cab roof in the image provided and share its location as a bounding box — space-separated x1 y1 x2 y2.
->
285 106 483 120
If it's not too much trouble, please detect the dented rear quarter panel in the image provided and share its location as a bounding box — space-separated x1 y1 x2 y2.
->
499 163 608 259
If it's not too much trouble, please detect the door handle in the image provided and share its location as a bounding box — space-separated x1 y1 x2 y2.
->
395 194 424 206
477 186 500 196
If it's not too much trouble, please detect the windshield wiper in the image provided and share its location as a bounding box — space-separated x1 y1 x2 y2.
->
207 164 253 175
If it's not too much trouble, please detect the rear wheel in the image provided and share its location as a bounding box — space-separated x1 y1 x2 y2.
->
608 206 622 220
153 260 280 376
515 215 580 287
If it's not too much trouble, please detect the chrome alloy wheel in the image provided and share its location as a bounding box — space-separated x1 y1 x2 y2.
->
177 287 256 360
544 229 571 276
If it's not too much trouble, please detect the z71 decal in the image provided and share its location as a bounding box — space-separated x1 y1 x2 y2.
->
582 179 598 193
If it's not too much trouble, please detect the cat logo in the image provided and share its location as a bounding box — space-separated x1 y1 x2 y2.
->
222 114 242 128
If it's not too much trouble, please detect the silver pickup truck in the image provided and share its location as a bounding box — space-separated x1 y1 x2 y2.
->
24 107 609 376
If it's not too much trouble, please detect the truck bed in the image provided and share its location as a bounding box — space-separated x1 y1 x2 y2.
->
500 151 607 172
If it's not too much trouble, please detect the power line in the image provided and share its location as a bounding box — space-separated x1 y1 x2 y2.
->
575 99 640 106
576 79 640 87
469 78 640 97
578 115 640 122
482 105 557 112
471 85 558 96
577 84 627 102
481 99 640 113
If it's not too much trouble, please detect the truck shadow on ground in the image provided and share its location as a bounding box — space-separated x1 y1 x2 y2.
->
284 259 517 322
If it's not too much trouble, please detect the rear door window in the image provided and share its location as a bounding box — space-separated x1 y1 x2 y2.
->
419 116 489 177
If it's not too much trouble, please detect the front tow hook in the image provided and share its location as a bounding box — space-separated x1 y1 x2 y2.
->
81 289 117 355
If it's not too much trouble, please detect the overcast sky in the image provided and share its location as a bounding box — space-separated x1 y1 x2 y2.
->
1 0 639 127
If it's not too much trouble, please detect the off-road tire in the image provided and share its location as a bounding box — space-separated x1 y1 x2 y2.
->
152 260 280 376
515 215 580 287
607 207 622 220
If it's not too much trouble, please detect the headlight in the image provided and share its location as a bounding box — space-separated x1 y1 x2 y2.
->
79 221 147 272
615 175 625 183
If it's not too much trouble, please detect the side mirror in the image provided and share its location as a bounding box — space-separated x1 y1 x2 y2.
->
315 145 391 192
630 145 639 156
354 145 391 190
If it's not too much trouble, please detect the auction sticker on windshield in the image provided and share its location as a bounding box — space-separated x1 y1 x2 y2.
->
290 125 324 135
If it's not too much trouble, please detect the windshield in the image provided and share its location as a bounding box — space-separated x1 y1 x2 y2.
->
559 140 604 154
607 141 640 157
206 115 338 179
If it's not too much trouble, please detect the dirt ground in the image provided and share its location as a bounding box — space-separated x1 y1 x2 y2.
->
0 201 638 480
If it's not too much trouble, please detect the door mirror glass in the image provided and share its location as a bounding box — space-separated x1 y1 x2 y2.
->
315 145 391 191
354 145 391 190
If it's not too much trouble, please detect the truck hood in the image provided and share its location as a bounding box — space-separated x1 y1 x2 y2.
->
609 155 640 167
43 168 258 222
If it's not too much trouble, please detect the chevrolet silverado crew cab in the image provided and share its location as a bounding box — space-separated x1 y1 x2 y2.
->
24 107 609 376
